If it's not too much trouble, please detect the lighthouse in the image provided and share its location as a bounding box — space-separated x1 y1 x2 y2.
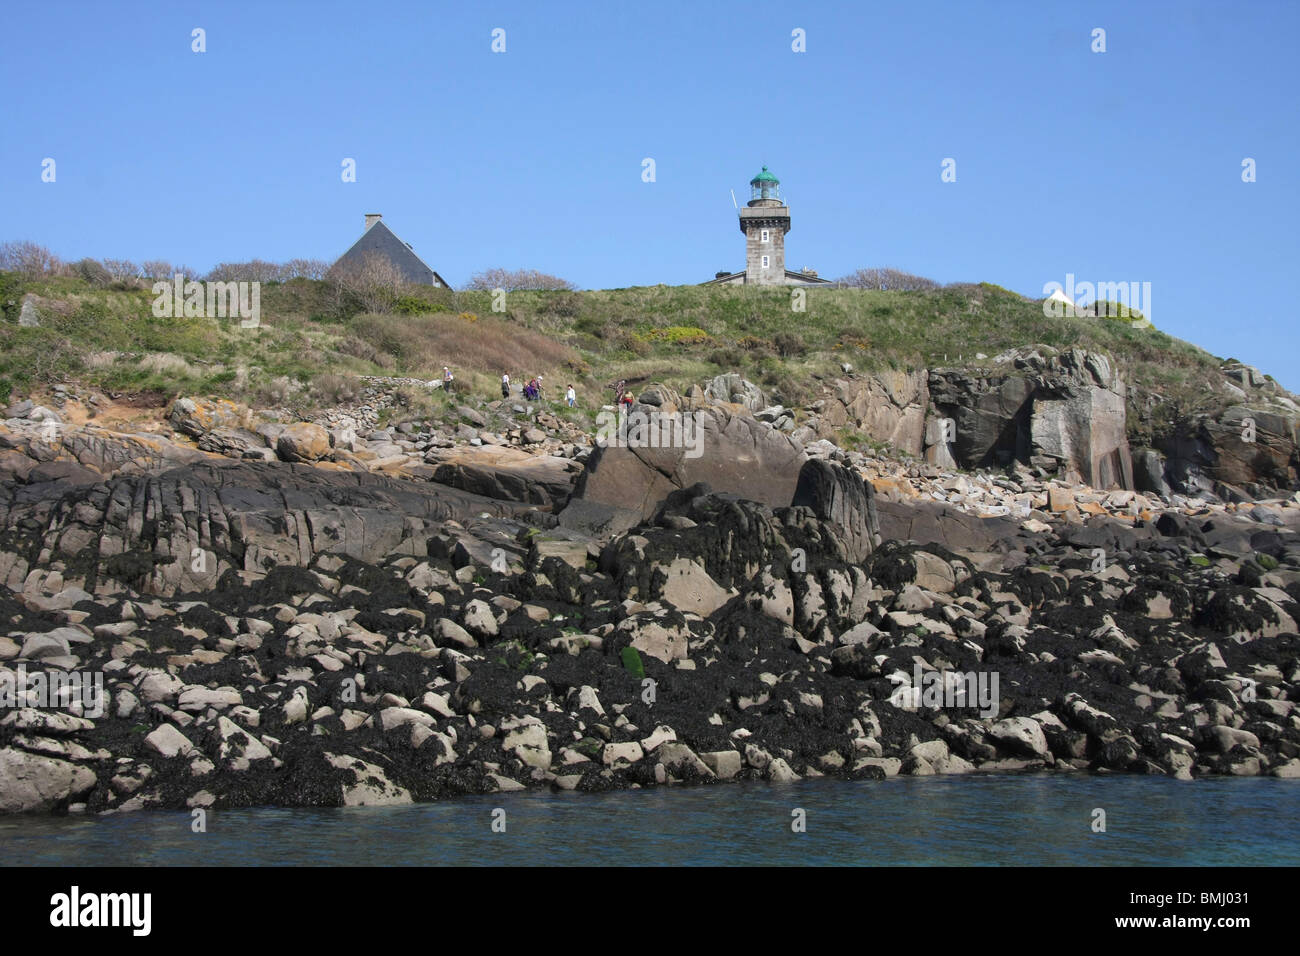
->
740 166 789 285
704 167 832 286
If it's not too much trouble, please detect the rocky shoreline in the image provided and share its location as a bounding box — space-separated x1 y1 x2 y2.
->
1 359 1299 814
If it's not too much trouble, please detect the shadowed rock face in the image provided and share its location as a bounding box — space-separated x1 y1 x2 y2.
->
0 460 540 596
927 348 1134 489
1154 409 1300 497
791 459 880 563
560 404 808 535
421 444 582 509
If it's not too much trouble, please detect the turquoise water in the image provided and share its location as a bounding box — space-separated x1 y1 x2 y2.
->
4 775 1298 866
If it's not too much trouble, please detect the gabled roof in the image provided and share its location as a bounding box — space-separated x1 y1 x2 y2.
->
333 219 448 287
784 269 835 285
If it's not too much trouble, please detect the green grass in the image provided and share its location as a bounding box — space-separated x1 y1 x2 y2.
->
0 272 1230 447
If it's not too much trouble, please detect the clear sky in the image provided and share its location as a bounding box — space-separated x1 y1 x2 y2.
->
4 0 1297 388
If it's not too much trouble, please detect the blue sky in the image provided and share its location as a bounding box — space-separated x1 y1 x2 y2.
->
4 0 1297 388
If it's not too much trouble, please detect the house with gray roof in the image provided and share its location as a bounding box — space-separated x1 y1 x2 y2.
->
332 214 449 287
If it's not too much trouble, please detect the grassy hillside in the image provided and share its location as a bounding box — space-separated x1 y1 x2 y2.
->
0 272 1235 445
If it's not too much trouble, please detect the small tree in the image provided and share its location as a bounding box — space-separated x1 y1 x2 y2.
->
464 267 575 291
838 267 940 291
72 257 112 286
284 258 330 280
140 259 176 279
328 251 409 313
0 240 62 277
206 259 287 283
102 258 141 283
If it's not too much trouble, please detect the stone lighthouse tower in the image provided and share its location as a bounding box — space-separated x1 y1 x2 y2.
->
703 167 831 286
741 166 789 285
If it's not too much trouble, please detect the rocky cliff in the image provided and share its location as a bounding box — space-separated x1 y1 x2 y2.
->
1 376 1299 815
794 346 1298 499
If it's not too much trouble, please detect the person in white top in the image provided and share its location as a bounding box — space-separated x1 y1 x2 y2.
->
500 373 510 399
566 384 576 407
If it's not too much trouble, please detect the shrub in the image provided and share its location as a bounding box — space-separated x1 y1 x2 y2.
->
140 260 176 280
838 267 940 291
350 311 577 379
327 252 408 314
643 326 711 345
311 372 361 405
772 330 806 357
614 330 650 357
464 268 575 291
102 259 140 283
72 258 112 286
393 293 450 315
255 375 300 407
540 291 583 317
337 334 395 369
0 240 61 277
0 271 22 322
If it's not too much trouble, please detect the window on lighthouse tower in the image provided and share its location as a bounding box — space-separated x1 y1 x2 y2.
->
761 255 770 268
761 229 770 243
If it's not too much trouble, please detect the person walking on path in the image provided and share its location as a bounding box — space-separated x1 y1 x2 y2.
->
501 372 511 399
566 384 576 408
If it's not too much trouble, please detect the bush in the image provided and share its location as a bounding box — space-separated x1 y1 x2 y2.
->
255 375 301 407
72 258 112 287
574 314 607 338
338 335 392 369
0 240 61 277
540 291 583 317
0 271 22 322
772 330 806 357
393 293 450 315
349 310 578 379
311 372 361 405
614 330 650 357
643 326 711 345
464 268 575 292
838 267 940 291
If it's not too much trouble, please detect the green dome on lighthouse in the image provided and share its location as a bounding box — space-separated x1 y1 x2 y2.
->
749 166 781 202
